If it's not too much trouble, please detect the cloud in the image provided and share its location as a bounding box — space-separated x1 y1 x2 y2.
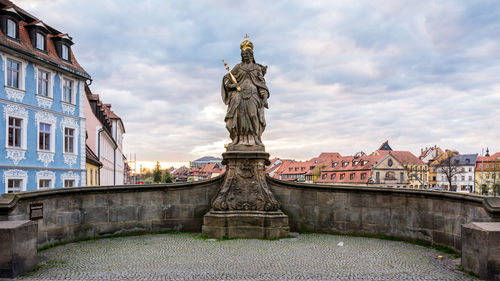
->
16 0 500 163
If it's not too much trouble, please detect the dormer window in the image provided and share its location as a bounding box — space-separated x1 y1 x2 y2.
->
62 44 69 61
332 162 338 168
353 161 359 166
6 18 17 39
36 32 45 50
342 162 348 167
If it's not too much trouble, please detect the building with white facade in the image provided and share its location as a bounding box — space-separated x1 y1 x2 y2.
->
0 1 90 194
436 154 477 192
84 85 125 186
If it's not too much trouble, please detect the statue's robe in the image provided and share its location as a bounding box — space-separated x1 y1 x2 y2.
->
221 62 269 145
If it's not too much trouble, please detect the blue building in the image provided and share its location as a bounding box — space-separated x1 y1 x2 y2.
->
0 2 90 194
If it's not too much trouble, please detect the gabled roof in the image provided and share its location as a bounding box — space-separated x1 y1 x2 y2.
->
378 140 392 151
377 150 424 165
477 152 500 163
449 154 478 166
0 0 90 79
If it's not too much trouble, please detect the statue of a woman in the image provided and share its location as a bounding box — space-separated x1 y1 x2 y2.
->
222 36 269 148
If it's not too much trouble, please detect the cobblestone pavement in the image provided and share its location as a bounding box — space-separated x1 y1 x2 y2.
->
18 233 476 281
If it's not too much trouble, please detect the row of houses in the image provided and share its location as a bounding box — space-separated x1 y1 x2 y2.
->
267 141 499 194
170 156 224 182
0 0 125 194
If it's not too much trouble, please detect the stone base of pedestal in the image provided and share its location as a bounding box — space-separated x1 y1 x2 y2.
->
202 210 290 239
0 220 38 278
461 222 500 281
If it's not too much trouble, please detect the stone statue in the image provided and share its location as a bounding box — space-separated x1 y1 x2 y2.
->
202 35 289 239
222 35 269 147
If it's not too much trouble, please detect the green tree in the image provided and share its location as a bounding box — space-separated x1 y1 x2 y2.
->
162 170 174 183
153 161 162 183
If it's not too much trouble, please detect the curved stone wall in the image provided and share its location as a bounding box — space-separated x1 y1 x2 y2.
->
0 176 222 247
267 177 500 251
0 175 498 250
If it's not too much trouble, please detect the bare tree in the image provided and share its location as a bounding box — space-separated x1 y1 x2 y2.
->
437 157 465 191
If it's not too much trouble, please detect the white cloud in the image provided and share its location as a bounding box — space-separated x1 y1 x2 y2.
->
16 0 500 163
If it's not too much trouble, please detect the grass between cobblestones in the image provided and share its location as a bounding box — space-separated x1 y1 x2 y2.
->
37 230 186 252
457 264 481 279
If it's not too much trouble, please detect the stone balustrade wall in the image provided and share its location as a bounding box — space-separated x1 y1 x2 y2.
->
0 175 498 250
0 176 222 247
267 177 500 251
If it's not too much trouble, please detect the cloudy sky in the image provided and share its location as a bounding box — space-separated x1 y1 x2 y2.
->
17 0 500 167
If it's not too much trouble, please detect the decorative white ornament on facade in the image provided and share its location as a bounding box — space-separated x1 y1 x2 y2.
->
3 103 29 119
35 170 55 188
61 171 80 186
3 169 27 183
63 154 77 167
6 148 26 165
38 152 55 167
60 116 78 129
36 96 53 109
5 88 25 102
35 110 56 124
62 103 76 115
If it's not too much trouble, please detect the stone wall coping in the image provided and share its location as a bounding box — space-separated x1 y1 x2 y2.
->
0 175 224 211
0 220 33 229
463 222 500 232
266 176 500 215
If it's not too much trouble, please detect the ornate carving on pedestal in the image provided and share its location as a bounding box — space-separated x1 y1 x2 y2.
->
212 154 280 212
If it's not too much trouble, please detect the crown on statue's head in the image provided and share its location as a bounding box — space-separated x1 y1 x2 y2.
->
240 34 254 51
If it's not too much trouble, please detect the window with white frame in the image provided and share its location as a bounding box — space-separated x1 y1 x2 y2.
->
7 179 22 193
6 19 17 38
4 169 27 193
62 44 69 61
64 127 75 153
36 32 45 50
8 117 22 148
62 78 73 103
38 123 51 151
37 69 50 96
64 179 75 187
7 58 20 88
38 179 51 189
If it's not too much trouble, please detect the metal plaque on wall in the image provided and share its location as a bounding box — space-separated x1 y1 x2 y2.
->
29 203 43 220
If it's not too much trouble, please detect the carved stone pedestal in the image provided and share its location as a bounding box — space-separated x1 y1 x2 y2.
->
202 210 289 239
202 149 289 239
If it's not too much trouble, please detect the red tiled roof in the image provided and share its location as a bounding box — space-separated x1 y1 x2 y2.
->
0 0 90 78
377 150 424 165
476 152 500 170
272 160 296 179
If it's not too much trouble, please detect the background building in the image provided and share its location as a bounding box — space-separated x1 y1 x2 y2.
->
475 150 500 194
84 85 125 185
189 156 222 168
436 154 477 192
0 2 90 193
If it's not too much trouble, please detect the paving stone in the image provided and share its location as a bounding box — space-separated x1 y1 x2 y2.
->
18 233 476 280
